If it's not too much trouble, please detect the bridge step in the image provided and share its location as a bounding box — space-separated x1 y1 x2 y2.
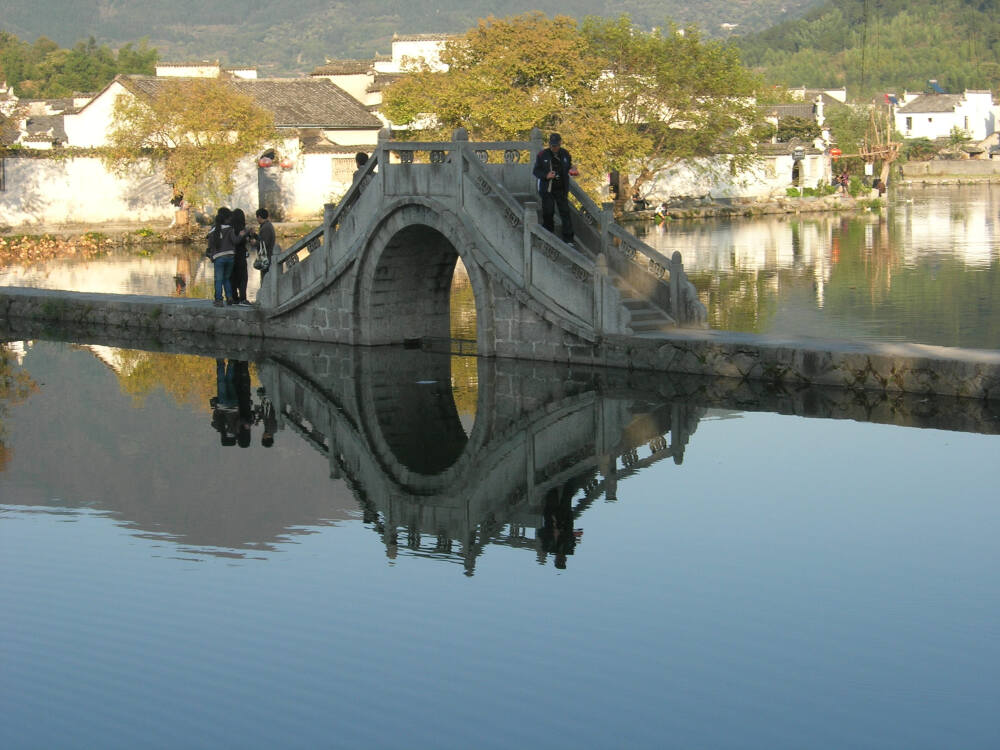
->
615 284 677 333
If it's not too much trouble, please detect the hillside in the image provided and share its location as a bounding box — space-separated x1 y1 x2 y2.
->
736 0 1000 96
1 0 823 75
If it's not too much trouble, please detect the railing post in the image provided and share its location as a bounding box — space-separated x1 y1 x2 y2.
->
377 127 390 197
323 202 335 274
594 252 609 334
453 127 468 206
523 202 537 287
600 201 613 258
670 250 683 322
529 127 544 159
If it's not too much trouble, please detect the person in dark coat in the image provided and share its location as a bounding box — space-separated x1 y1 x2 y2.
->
532 132 578 245
254 208 276 283
229 208 250 305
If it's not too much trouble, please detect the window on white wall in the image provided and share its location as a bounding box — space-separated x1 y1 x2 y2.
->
331 157 354 182
906 116 912 131
0 158 5 191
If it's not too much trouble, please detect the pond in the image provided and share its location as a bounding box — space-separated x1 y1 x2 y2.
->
1 338 997 749
2 184 998 350
634 183 1000 349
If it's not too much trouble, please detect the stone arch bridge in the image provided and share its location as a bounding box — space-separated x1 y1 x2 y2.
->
259 128 706 362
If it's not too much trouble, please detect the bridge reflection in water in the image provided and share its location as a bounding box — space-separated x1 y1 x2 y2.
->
262 344 700 575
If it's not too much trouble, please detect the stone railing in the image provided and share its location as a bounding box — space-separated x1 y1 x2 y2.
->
264 152 381 312
606 223 706 325
565 178 705 326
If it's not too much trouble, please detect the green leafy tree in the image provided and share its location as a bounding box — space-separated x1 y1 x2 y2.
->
775 115 821 142
104 77 276 206
384 13 765 195
0 343 38 473
0 32 156 98
902 137 937 161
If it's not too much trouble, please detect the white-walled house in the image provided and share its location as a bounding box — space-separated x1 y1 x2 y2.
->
1 67 383 227
895 90 998 141
310 33 453 127
637 142 832 204
373 34 450 73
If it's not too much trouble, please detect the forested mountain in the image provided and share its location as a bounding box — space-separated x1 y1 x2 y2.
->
737 0 1000 96
1 0 821 76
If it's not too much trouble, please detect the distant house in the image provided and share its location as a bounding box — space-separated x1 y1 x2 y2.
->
311 33 453 127
894 90 998 141
0 94 92 149
763 88 847 152
1 63 383 226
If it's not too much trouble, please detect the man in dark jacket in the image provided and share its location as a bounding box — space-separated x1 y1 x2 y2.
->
532 132 578 245
255 208 276 281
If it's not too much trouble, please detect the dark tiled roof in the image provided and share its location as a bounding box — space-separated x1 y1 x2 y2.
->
766 103 815 120
121 75 382 129
368 73 403 93
310 60 372 76
0 114 18 146
897 94 964 113
391 33 454 41
298 128 368 154
757 142 822 155
24 114 67 142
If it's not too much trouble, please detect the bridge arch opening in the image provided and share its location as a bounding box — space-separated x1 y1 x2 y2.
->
360 222 481 354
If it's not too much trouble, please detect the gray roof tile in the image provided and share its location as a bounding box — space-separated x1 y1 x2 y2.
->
897 94 964 113
121 75 382 129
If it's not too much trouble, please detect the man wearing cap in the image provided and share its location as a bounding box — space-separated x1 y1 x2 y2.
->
532 132 578 245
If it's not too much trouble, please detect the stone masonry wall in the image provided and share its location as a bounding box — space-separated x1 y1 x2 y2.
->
2 287 999 402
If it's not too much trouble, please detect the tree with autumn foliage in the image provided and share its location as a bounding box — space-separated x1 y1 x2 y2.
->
383 13 767 196
103 77 276 207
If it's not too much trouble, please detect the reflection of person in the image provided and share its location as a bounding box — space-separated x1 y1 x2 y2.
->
211 358 239 446
255 386 277 447
537 476 586 569
234 360 253 448
532 132 578 246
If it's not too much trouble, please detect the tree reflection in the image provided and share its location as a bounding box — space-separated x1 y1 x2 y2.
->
0 342 38 471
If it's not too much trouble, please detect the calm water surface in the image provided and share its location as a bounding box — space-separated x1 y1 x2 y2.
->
1 339 997 749
635 183 1000 349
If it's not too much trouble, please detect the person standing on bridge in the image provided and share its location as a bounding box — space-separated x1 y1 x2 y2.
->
253 208 276 283
533 132 579 246
207 207 234 307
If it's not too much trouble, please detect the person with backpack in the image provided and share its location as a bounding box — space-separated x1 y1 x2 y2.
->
532 132 579 246
206 207 235 307
253 208 276 282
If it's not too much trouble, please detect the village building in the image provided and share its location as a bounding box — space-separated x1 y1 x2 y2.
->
310 33 452 128
1 62 382 227
894 90 998 141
